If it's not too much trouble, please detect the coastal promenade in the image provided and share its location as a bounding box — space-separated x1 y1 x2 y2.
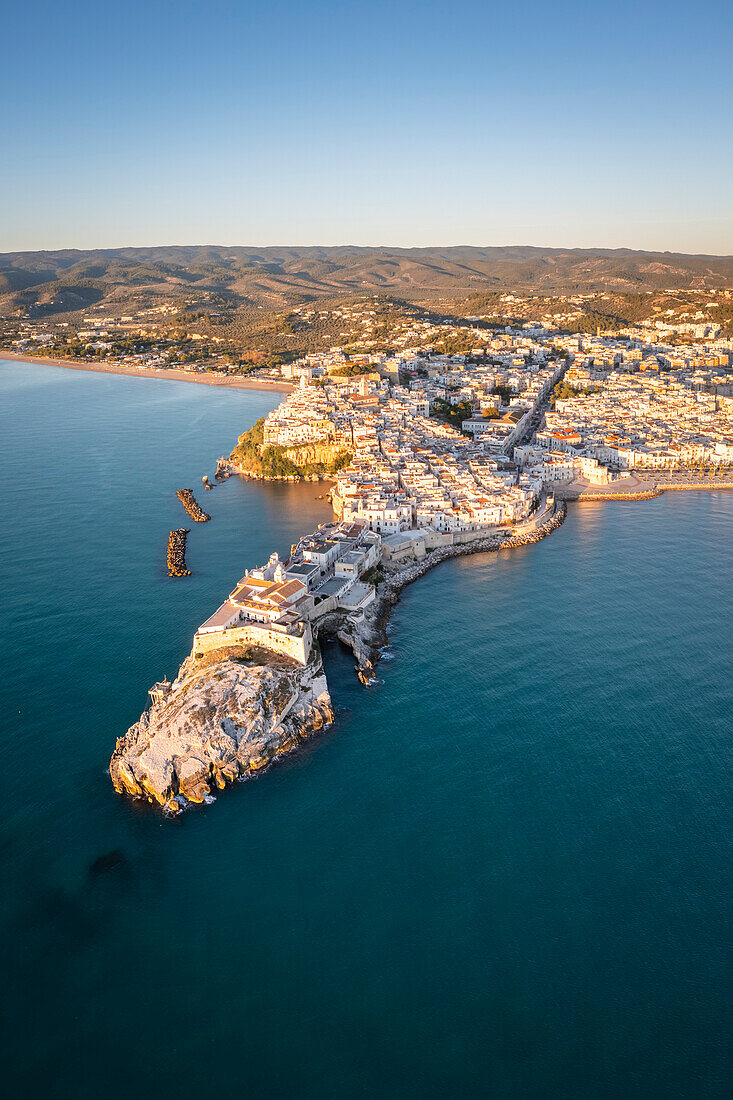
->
554 474 663 502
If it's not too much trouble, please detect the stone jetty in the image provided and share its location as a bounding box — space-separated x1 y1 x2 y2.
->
176 488 211 522
167 528 191 577
573 488 663 502
661 480 733 492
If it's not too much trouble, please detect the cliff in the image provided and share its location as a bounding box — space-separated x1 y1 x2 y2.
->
229 417 350 480
110 647 333 814
281 441 346 467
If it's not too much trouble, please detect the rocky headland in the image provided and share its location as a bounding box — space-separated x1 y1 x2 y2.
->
112 493 566 815
110 646 334 814
228 417 351 482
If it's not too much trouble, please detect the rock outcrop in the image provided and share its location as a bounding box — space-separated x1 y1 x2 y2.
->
110 649 333 814
335 595 396 683
279 441 346 469
112 503 568 815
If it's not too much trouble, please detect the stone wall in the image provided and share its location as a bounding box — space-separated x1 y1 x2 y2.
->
192 622 312 664
661 481 733 492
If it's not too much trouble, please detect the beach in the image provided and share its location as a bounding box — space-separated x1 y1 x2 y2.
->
0 350 294 392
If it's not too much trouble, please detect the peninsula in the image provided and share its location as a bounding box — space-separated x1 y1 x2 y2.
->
110 315 733 814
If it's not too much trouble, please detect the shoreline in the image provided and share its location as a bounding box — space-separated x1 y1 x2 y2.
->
335 503 568 685
110 499 569 813
111 378 732 814
0 350 294 393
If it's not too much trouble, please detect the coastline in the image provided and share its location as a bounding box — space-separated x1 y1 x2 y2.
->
110 498 568 812
110 360 733 815
0 350 294 393
337 503 568 684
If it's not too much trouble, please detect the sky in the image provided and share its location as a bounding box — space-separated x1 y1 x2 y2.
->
2 0 732 254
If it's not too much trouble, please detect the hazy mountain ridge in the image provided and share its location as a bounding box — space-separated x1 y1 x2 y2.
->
1 245 732 317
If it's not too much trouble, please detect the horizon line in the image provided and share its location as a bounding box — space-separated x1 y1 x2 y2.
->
3 242 733 260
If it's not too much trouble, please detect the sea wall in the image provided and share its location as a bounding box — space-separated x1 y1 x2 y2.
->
192 622 312 664
661 481 733 492
572 488 663 502
338 503 568 684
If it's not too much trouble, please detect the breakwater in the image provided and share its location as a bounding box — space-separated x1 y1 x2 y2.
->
338 503 567 684
661 481 733 492
167 528 191 576
176 488 211 522
391 503 566 589
574 488 663 502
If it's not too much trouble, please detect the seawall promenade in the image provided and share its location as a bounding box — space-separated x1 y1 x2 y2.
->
661 480 733 492
556 475 733 503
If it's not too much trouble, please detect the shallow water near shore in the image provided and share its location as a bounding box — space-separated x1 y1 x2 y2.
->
2 359 732 1098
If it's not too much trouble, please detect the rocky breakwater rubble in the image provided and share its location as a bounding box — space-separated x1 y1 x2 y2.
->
176 488 211 522
577 488 663 502
337 505 567 684
110 647 334 815
167 528 191 577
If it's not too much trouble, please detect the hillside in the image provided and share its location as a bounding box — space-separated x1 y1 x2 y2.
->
2 244 733 320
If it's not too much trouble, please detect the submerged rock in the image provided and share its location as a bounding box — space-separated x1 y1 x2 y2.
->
110 650 333 813
88 850 129 879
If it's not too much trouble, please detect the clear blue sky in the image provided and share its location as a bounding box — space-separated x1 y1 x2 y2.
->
3 0 732 254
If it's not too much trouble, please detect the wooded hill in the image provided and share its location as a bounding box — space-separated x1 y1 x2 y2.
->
2 244 732 319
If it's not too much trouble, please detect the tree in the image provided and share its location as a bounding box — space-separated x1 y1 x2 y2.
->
432 397 473 429
492 384 514 404
330 363 374 377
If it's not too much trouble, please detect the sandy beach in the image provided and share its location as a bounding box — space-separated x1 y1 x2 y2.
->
0 350 294 393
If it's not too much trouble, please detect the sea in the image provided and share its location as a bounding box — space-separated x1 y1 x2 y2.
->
1 359 731 1099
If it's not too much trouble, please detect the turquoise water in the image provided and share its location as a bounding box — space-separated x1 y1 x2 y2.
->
1 360 731 1098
